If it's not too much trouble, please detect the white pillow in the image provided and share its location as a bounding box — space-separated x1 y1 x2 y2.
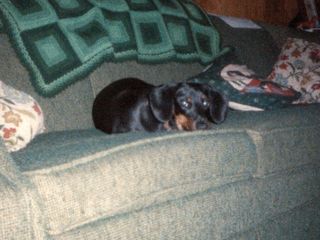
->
0 81 45 152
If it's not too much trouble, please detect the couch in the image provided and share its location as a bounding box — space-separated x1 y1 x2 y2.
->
0 7 319 240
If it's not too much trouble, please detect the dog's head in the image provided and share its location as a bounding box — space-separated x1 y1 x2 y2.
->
149 82 228 131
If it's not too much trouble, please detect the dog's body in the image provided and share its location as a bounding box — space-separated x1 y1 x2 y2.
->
92 78 228 134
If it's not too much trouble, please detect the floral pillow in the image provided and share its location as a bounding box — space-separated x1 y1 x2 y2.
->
0 81 45 152
267 38 320 103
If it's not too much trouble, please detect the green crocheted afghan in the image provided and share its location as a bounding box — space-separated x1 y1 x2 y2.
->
0 0 227 96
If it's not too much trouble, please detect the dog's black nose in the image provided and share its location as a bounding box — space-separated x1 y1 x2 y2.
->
196 121 209 130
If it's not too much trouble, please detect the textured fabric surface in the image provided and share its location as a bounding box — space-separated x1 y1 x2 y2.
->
0 137 24 183
53 170 319 240
268 38 320 104
0 32 205 132
13 129 257 235
38 166 319 239
0 0 227 96
225 104 320 175
228 199 320 240
1 14 320 240
0 173 35 239
210 16 280 78
188 50 301 111
90 60 203 97
0 173 50 240
0 33 95 132
11 104 320 238
219 64 300 110
0 139 47 240
260 22 320 48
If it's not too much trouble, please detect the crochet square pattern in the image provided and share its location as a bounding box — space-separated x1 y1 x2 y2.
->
0 0 227 96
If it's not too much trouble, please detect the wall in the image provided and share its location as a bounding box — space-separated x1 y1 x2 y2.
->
194 0 300 25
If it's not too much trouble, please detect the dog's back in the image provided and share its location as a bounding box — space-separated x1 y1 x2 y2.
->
92 78 155 133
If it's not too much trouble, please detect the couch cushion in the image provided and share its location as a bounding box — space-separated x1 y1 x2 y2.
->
90 60 203 96
225 104 320 175
210 16 280 78
51 167 320 240
0 34 95 132
12 128 257 235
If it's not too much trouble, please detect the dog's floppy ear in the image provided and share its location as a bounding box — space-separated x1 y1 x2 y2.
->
203 84 228 124
149 84 174 122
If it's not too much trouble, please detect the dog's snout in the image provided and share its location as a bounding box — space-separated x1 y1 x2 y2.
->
196 120 209 130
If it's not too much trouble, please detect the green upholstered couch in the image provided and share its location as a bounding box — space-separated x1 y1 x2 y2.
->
0 16 319 239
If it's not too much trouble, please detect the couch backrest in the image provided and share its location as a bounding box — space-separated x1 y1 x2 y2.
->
0 34 95 132
0 34 203 132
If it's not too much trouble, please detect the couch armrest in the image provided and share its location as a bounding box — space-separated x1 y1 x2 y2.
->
0 140 47 240
0 139 24 182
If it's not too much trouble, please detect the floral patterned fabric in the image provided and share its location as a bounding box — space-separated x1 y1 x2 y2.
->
220 64 300 111
0 81 45 152
188 50 301 112
268 38 320 103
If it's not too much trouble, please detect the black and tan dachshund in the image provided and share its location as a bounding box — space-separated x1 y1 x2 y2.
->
92 78 228 134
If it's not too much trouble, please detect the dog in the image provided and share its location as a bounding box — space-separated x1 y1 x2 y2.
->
92 78 228 134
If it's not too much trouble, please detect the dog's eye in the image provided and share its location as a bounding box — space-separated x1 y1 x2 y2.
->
202 99 210 108
181 100 191 109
